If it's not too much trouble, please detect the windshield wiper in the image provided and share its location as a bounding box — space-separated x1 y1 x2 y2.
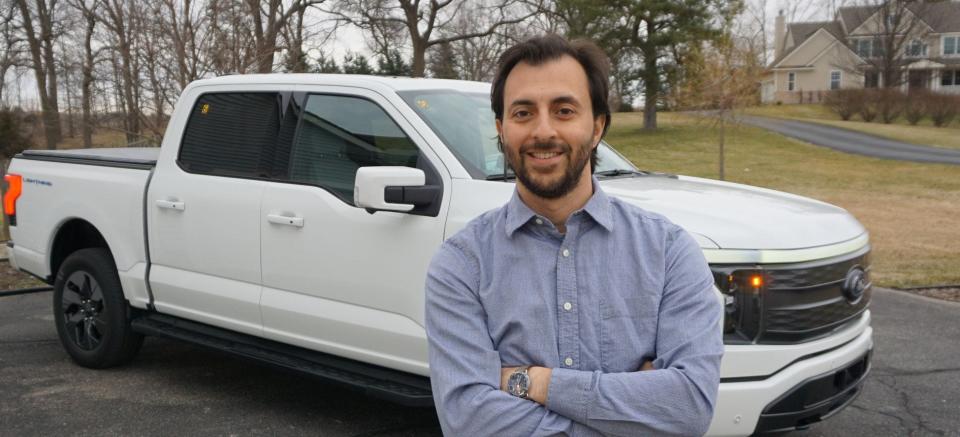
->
486 172 517 181
595 169 648 178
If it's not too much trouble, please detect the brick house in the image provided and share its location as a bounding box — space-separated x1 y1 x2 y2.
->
761 2 960 104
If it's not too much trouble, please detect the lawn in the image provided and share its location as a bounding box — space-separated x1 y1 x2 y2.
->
745 104 960 151
607 111 960 288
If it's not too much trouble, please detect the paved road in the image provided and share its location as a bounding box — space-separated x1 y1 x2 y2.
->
740 116 960 166
1 288 958 436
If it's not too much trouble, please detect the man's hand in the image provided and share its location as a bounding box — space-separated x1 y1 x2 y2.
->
501 361 655 405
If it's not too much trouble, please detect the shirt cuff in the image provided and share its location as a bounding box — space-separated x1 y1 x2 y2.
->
545 367 598 423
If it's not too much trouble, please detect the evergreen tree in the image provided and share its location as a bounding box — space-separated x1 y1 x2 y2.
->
342 52 375 75
428 42 459 79
376 49 412 76
314 52 341 74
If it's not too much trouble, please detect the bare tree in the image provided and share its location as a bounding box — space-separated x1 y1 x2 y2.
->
244 0 325 73
207 0 257 75
0 1 26 106
329 0 539 77
14 0 63 149
675 30 763 180
159 0 208 89
97 0 144 143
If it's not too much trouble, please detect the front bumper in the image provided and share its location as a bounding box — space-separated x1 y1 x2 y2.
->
754 349 870 434
706 313 874 436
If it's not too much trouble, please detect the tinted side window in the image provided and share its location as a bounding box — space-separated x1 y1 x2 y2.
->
289 94 420 203
179 93 282 177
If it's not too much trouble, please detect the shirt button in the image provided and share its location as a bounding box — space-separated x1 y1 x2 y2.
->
564 357 574 366
535 218 544 225
563 302 572 311
562 249 570 257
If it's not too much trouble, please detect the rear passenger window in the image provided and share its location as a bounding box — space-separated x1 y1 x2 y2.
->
289 94 420 203
179 93 283 178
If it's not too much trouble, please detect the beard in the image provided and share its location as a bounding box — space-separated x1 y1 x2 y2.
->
505 137 593 199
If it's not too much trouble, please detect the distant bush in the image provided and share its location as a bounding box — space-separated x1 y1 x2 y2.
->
0 107 33 160
928 94 960 127
903 91 930 125
859 90 879 122
876 89 903 124
823 89 863 121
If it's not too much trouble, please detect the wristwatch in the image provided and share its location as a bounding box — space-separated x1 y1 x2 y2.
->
506 366 531 399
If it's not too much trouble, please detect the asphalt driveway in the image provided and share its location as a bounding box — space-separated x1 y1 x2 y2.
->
1 287 958 436
740 116 960 166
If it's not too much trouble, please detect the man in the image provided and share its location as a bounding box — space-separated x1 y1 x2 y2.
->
425 34 723 436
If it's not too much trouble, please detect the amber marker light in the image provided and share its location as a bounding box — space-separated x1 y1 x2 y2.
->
750 274 763 288
3 174 22 215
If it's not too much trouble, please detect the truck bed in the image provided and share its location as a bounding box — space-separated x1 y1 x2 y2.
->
7 149 155 307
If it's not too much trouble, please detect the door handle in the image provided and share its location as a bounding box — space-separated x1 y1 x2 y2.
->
155 199 185 211
267 214 304 228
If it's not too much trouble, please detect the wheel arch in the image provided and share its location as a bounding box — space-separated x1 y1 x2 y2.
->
49 218 114 284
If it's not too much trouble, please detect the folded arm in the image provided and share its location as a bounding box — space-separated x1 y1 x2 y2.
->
425 242 574 437
504 228 724 436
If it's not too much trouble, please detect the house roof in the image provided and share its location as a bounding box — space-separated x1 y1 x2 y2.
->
837 2 960 34
771 23 845 68
838 6 877 33
918 1 960 32
771 1 960 68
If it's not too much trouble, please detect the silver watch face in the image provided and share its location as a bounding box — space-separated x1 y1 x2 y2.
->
507 369 530 398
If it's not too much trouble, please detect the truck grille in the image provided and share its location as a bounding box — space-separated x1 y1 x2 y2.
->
713 244 871 345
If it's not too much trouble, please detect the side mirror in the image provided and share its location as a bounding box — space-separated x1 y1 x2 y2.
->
354 166 439 213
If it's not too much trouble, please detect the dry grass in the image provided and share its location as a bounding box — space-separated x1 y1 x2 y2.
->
51 130 135 150
607 112 960 288
744 104 960 151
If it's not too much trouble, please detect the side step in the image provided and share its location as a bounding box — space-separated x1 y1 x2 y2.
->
131 313 434 407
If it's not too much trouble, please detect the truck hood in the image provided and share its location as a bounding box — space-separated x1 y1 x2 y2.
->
600 175 866 250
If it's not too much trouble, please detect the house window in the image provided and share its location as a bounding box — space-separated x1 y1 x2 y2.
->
945 36 958 56
943 70 960 87
906 40 928 57
788 72 796 91
865 71 879 88
872 39 885 57
830 71 842 90
855 39 872 58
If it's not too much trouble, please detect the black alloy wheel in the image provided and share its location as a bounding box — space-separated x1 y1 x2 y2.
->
60 270 106 351
53 248 143 368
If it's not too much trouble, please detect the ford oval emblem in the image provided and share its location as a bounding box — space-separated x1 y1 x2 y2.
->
843 267 868 304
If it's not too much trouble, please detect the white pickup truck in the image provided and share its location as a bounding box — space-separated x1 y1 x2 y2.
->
5 74 873 436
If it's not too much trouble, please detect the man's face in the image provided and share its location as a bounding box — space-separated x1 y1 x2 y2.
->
496 55 604 199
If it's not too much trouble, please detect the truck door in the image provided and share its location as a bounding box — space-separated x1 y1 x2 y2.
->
259 89 448 374
148 90 293 336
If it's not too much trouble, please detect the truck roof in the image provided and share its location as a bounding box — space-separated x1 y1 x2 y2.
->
188 74 491 94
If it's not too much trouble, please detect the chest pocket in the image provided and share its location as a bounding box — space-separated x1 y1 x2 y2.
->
600 295 660 372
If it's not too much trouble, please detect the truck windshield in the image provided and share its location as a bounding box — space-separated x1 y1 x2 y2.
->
397 89 639 180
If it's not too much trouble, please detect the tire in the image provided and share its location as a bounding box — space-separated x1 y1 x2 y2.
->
53 247 144 368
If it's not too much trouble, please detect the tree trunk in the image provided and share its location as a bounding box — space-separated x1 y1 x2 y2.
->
81 7 95 149
642 46 658 130
411 39 427 78
15 0 62 149
718 115 725 181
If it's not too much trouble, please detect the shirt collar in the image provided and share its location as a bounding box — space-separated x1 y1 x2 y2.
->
504 176 614 238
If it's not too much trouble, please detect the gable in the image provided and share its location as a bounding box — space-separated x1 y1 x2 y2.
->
775 29 840 68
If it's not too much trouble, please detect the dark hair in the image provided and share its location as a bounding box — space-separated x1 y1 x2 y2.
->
491 34 612 171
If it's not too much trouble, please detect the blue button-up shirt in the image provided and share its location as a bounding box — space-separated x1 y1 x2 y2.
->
425 180 724 436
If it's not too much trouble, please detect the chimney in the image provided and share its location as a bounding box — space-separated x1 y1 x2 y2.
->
774 10 786 61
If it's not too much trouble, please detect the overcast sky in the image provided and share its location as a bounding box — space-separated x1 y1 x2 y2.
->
3 1 838 110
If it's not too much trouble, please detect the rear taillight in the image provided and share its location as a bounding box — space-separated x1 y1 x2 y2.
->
4 173 22 225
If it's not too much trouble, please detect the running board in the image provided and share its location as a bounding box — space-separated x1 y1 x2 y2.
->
131 313 434 407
